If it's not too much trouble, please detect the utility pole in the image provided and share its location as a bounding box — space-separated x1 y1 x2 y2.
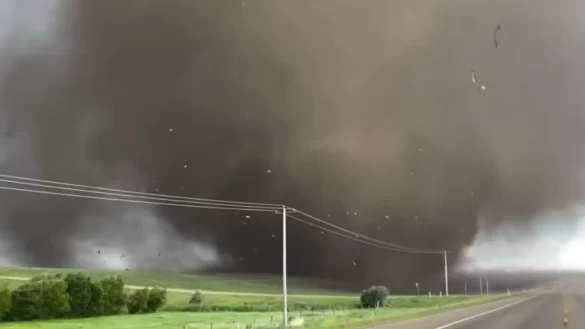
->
486 278 489 296
464 281 467 295
282 206 288 327
444 250 449 297
479 277 483 296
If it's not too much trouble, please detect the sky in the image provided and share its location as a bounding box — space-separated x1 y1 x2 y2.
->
1 0 585 290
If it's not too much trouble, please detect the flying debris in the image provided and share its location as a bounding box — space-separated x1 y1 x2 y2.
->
183 165 188 169
266 169 271 173
471 70 487 91
271 234 275 238
120 255 125 259
352 261 357 266
494 24 501 49
245 215 251 219
410 172 415 176
353 212 358 215
125 268 129 271
346 212 349 215
414 216 419 220
385 215 390 219
97 250 100 254
320 231 325 234
168 128 174 132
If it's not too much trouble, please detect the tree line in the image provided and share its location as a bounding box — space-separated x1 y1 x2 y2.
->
0 272 167 322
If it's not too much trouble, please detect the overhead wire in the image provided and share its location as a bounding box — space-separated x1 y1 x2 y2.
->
0 173 282 207
293 209 445 254
0 173 447 254
287 214 443 254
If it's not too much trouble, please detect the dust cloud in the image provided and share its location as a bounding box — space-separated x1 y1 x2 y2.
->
0 0 584 290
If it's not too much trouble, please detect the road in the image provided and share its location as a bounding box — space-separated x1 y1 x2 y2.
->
376 281 580 329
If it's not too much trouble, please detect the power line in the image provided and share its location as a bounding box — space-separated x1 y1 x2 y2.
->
0 184 406 251
0 173 281 208
294 209 445 254
0 178 280 210
0 173 447 253
0 185 277 212
287 214 440 254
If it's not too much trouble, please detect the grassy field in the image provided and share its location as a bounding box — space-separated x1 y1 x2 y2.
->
0 267 347 296
0 296 507 329
0 267 513 329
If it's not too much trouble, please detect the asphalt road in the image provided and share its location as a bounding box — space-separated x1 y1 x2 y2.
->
376 281 583 329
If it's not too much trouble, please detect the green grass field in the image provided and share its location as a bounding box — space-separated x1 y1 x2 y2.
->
0 267 347 295
0 267 512 329
0 296 507 329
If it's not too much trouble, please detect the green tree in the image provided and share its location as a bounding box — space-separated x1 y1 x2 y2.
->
0 284 11 320
126 288 149 314
85 281 104 317
360 286 390 308
146 287 167 313
65 272 92 317
100 276 126 315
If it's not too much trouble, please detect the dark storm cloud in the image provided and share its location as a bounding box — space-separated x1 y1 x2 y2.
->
0 0 584 289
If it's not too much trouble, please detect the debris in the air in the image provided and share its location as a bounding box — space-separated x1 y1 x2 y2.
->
354 212 358 215
158 253 161 257
245 215 251 219
155 189 159 192
385 215 390 219
352 261 357 266
471 70 486 91
184 165 188 169
320 231 325 234
414 216 419 220
470 192 474 196
346 212 349 215
120 255 125 259
125 268 129 271
168 128 174 132
272 234 275 238
180 186 184 189
266 169 271 173
97 250 100 254
327 214 330 217
493 24 501 49
240 257 244 261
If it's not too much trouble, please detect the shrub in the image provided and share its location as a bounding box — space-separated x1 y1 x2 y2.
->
360 286 389 308
126 288 149 314
65 272 92 317
85 282 104 317
11 277 70 321
189 291 204 305
0 285 11 319
146 288 167 313
100 276 126 315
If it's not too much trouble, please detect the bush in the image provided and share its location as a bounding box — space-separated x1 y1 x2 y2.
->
65 272 92 317
85 281 104 317
126 288 149 315
99 276 126 315
0 285 11 320
189 291 204 305
360 286 389 308
10 277 70 321
146 288 167 313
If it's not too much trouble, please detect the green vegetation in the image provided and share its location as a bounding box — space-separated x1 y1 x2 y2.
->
0 296 507 329
0 267 512 329
0 267 345 295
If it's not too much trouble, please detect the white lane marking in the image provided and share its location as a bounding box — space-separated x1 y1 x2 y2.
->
434 296 538 329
